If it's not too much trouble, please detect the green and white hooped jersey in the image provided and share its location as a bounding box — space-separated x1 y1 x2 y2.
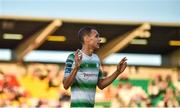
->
64 50 103 107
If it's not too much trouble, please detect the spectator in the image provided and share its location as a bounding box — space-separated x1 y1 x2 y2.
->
148 80 160 98
157 88 179 107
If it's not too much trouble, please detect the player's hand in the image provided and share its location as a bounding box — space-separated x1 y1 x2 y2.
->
74 49 82 68
116 57 127 73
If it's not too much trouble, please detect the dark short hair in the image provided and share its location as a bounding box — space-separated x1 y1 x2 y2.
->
78 26 96 43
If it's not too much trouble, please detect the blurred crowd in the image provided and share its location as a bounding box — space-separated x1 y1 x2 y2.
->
0 63 70 107
0 63 180 108
110 75 180 108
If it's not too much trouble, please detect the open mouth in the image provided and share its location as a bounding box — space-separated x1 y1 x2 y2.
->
96 43 101 48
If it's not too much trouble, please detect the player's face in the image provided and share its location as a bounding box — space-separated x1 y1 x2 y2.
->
88 29 101 50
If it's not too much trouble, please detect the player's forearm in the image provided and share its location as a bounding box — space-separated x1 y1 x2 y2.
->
98 70 121 89
63 66 79 90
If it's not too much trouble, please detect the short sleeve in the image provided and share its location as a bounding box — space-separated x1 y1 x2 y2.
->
98 64 104 80
64 53 75 79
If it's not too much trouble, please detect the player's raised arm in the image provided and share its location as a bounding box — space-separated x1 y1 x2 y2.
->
63 49 82 90
97 57 127 90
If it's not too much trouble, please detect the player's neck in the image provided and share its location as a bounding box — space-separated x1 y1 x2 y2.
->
81 45 94 56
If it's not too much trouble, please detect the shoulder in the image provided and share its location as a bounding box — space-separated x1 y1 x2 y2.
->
66 53 75 61
68 53 75 58
92 53 100 61
92 53 99 58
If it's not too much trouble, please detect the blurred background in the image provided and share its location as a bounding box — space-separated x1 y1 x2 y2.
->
0 0 180 107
